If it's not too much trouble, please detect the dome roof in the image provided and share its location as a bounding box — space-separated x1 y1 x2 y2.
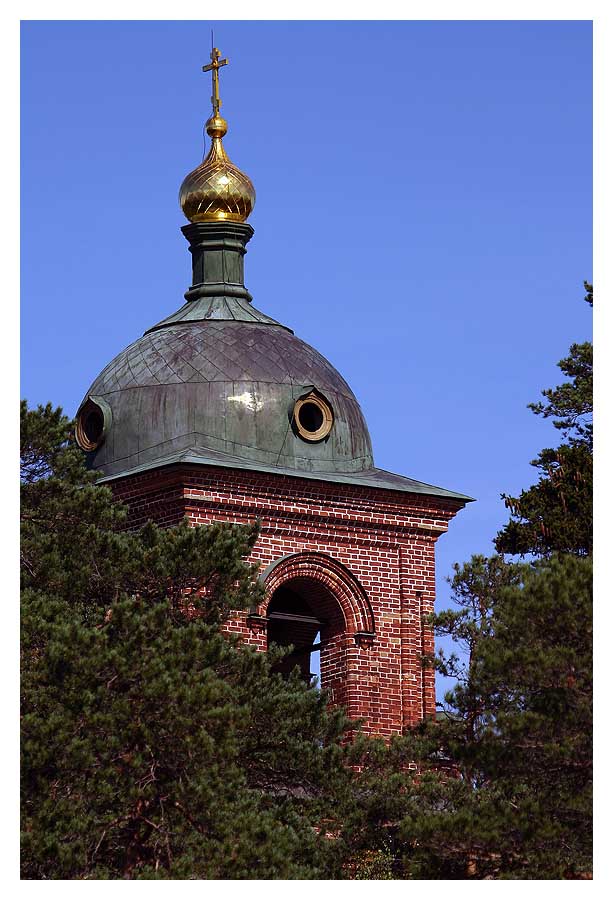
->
80 316 373 479
75 48 472 505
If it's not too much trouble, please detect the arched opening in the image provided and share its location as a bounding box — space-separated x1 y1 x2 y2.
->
266 577 346 693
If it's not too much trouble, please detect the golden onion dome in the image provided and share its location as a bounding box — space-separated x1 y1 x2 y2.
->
179 47 255 224
180 115 255 223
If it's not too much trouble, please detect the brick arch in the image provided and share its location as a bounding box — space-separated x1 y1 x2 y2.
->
260 551 375 636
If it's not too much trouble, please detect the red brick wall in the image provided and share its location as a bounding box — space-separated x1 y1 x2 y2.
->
112 464 464 737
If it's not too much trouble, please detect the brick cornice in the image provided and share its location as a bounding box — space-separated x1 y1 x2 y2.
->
111 463 465 520
184 496 447 539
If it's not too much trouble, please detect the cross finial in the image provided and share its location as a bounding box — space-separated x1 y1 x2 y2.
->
202 46 229 118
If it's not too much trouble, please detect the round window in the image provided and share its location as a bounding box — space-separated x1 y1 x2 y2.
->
293 392 333 442
75 398 109 452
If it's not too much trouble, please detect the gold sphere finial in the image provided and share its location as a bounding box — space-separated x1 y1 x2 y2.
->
205 114 228 139
179 46 255 224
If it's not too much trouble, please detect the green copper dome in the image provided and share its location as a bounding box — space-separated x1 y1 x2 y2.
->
77 219 471 502
80 308 373 479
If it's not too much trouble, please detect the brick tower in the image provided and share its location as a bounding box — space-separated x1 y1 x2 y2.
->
75 47 471 738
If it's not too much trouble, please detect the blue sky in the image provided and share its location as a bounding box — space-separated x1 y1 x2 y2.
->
21 20 592 693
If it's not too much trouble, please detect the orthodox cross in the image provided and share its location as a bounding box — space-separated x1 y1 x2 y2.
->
203 47 228 118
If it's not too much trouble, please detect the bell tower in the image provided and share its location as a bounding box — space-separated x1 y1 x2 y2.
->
76 46 472 736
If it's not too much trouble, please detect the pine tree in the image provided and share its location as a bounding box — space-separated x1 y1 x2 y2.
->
21 401 353 879
495 283 592 557
339 285 593 879
405 285 594 877
337 554 591 880
420 553 592 878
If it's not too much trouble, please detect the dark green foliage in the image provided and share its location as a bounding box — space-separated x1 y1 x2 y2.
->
527 282 592 449
22 592 349 878
21 401 352 879
527 342 592 448
495 427 592 561
339 555 592 880
495 443 592 557
426 553 592 878
387 287 594 877
431 555 521 690
496 284 592 557
337 286 593 879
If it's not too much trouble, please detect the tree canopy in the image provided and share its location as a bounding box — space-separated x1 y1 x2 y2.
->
409 284 593 877
495 282 592 557
337 284 593 879
21 401 354 879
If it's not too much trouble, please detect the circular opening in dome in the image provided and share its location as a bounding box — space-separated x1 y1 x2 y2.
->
298 402 324 433
75 400 108 452
293 393 333 442
83 409 104 445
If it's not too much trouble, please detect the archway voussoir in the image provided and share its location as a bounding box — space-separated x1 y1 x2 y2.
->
260 551 375 635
